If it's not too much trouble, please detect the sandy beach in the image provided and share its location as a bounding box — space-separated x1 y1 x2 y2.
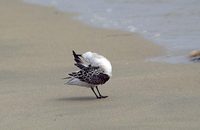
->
0 0 200 129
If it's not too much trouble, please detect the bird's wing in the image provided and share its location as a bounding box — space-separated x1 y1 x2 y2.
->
68 66 109 85
72 50 89 69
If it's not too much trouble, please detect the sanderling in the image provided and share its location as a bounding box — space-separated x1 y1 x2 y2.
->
64 50 112 99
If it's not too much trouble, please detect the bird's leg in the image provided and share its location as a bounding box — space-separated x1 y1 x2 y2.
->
96 86 108 98
91 87 100 99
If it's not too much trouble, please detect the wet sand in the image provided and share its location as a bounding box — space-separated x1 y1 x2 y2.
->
0 0 200 129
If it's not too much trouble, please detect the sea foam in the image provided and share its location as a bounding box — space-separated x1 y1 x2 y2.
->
25 0 200 63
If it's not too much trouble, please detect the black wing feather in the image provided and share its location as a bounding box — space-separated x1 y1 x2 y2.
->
68 66 109 85
74 63 85 69
72 50 82 64
72 50 88 69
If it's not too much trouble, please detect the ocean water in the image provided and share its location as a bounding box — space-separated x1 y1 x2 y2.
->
24 0 200 63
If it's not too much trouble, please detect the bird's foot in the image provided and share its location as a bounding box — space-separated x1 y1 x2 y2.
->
97 96 108 99
101 96 108 98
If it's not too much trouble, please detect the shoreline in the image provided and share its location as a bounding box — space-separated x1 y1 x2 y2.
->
23 0 164 60
0 0 200 129
24 0 200 64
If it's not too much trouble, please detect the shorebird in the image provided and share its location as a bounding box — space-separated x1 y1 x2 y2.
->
64 50 112 99
189 50 200 62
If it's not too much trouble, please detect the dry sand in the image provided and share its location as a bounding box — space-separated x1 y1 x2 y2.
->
0 0 200 129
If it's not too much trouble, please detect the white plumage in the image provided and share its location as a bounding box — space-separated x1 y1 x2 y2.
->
82 51 112 76
64 51 112 99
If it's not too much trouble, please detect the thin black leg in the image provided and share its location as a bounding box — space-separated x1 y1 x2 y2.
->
96 86 108 98
91 87 100 99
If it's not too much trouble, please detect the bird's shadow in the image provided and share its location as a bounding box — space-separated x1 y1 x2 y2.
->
55 96 97 102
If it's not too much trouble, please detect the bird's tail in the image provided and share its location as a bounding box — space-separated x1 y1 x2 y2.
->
63 76 70 79
63 76 74 85
64 77 83 86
